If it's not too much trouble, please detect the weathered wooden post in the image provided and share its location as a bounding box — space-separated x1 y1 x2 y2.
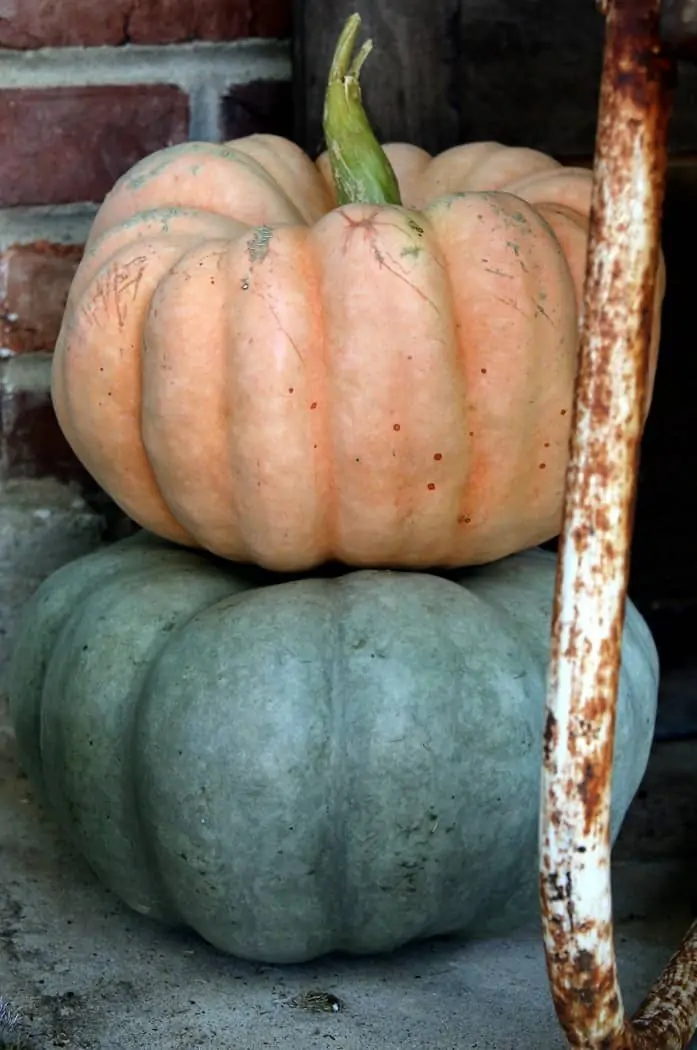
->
292 0 460 154
293 0 609 158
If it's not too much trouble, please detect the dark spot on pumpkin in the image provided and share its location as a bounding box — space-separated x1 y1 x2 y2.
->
433 452 442 461
310 402 317 410
393 423 401 431
427 482 436 490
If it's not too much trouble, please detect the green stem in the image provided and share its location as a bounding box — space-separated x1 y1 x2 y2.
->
323 13 402 206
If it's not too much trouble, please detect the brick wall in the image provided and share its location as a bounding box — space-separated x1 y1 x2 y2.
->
0 0 292 678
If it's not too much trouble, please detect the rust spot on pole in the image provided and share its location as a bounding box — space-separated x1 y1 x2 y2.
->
537 0 697 1046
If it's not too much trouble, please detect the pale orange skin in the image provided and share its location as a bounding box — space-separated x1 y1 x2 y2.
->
52 135 664 571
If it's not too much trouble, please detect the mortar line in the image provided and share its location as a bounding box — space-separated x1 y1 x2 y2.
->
0 39 291 91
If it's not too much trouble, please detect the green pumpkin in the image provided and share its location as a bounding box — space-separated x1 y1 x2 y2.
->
8 532 657 964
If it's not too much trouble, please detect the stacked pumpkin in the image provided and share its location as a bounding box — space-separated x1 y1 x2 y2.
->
9 16 662 963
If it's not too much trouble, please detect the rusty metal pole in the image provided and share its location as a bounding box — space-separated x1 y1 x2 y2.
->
538 0 697 1047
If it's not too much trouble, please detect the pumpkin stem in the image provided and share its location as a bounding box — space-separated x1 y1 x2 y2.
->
323 14 402 206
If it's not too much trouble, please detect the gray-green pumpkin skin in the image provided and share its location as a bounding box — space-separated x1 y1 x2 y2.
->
8 532 658 964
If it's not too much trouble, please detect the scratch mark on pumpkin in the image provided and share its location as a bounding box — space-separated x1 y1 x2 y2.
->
341 209 440 265
407 217 425 237
112 257 148 329
339 210 441 312
371 243 440 313
84 280 109 328
492 294 534 321
83 256 147 330
535 300 555 325
256 291 304 365
484 267 514 279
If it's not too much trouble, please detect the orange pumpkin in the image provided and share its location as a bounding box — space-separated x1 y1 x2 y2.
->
51 17 664 572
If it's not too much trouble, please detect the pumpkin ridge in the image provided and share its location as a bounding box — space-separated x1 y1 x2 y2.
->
405 206 465 558
70 211 246 317
53 237 202 547
300 223 337 563
225 133 335 224
212 144 315 223
424 191 578 562
237 223 335 567
91 146 311 244
141 237 250 559
501 167 594 218
8 537 180 794
395 142 561 207
39 563 238 921
310 204 465 566
131 570 258 919
322 576 351 949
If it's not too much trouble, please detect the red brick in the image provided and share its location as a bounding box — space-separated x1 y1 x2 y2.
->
0 363 94 485
0 86 189 207
222 79 293 140
1 242 84 355
0 0 291 48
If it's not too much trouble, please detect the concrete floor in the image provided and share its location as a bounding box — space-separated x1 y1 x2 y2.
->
2 689 697 1050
